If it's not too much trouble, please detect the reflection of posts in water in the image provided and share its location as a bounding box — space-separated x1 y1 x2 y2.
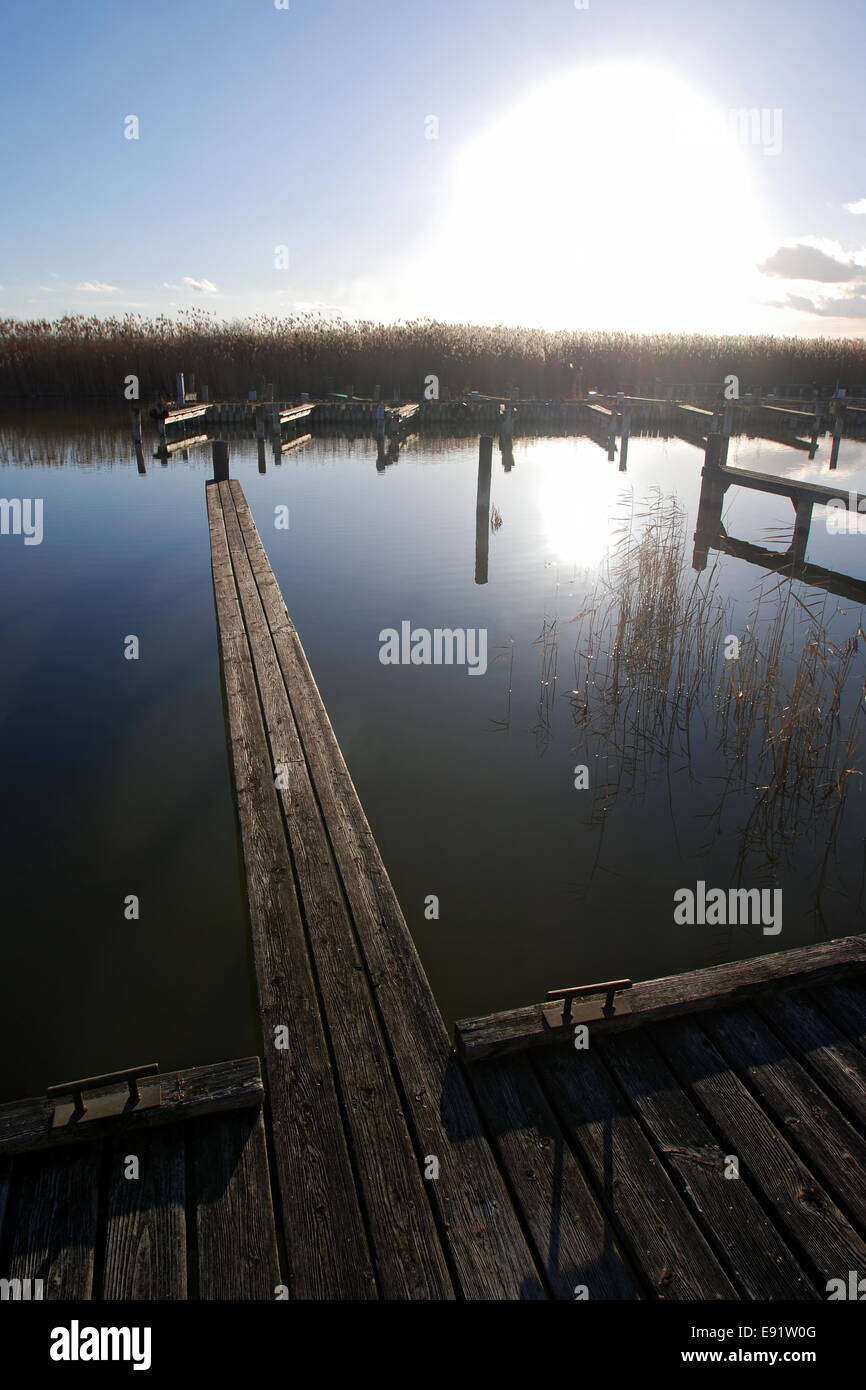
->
500 436 514 472
132 408 142 443
791 495 813 568
376 435 388 471
692 453 728 572
258 439 267 474
135 441 146 475
476 436 493 585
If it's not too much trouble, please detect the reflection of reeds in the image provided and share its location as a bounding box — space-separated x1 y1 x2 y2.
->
488 639 515 733
532 614 560 754
566 492 865 914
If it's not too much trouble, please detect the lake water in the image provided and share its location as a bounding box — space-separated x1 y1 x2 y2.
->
2 408 866 1101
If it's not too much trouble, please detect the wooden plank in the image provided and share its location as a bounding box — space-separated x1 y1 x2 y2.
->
653 1017 866 1283
756 989 866 1130
227 479 544 1299
467 1055 635 1300
8 1143 101 1299
193 1109 281 1300
715 463 844 504
535 1046 736 1299
598 1030 817 1299
207 483 376 1300
0 1056 264 1157
808 981 866 1052
101 1128 187 1300
166 404 209 423
218 480 452 1300
455 936 866 1060
701 1006 866 1237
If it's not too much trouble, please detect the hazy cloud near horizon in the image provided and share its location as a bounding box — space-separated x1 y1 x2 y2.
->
760 243 864 283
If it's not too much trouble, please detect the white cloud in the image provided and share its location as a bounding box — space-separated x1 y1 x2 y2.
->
844 198 866 214
758 239 866 283
76 280 121 293
183 276 218 293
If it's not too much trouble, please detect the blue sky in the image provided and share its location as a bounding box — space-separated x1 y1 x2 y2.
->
1 0 865 334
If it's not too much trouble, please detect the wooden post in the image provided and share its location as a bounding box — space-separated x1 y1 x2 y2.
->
476 437 493 585
189 373 196 395
131 408 142 442
176 373 185 407
619 408 630 472
256 409 265 440
373 384 381 403
202 384 210 403
212 440 230 483
135 442 146 475
258 439 267 474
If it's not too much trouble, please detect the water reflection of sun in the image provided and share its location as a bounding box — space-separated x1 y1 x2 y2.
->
537 445 625 570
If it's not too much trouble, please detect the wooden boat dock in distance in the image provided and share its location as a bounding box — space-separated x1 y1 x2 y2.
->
2 456 866 1300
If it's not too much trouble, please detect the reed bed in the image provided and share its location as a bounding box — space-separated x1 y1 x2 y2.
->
564 493 866 905
4 310 866 400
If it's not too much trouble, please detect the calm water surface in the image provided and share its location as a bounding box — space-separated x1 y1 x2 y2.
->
2 408 866 1100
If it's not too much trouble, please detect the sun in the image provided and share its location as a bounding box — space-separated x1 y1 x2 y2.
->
395 62 770 333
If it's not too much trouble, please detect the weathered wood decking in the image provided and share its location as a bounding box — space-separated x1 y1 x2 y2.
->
0 1059 280 1299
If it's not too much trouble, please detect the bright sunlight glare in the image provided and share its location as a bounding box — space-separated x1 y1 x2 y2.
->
392 62 771 332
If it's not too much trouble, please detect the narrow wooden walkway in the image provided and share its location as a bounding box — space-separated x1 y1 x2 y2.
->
206 476 539 1299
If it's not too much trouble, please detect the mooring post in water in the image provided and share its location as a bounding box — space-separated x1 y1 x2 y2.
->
131 407 142 443
258 439 267 474
619 408 631 472
212 440 230 483
176 373 185 408
135 442 146 475
256 408 265 440
475 436 493 585
202 384 210 403
830 404 844 470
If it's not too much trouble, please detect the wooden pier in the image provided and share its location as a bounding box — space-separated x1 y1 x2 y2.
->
4 456 866 1301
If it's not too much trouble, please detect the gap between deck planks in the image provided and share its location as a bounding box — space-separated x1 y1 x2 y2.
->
206 477 544 1300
